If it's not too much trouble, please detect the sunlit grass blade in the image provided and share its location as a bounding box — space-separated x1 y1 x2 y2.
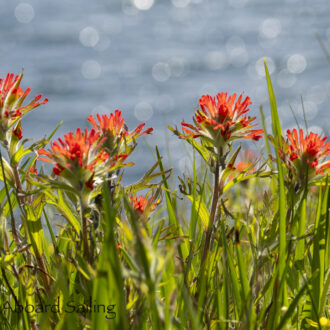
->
235 223 257 329
91 183 130 330
319 269 330 317
264 60 288 316
43 209 57 253
221 222 241 318
310 177 329 320
294 191 307 267
156 146 188 259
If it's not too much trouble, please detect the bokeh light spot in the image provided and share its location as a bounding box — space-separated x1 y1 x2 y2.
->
152 62 171 82
122 0 138 15
259 18 281 39
81 60 102 79
287 54 307 74
15 3 35 24
79 27 100 47
133 0 154 10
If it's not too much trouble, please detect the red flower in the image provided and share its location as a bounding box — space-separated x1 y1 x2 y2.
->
38 127 126 192
12 125 23 140
129 194 157 215
116 241 122 253
87 110 153 156
283 128 330 176
0 73 48 139
181 93 263 145
88 110 126 138
88 110 153 138
85 178 95 190
28 167 38 175
130 195 148 214
38 128 105 173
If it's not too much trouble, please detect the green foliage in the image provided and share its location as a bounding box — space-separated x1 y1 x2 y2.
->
0 69 329 330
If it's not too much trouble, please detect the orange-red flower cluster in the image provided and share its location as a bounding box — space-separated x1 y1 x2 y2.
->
38 110 153 194
28 167 38 175
38 127 127 191
281 128 330 177
181 93 263 146
12 123 23 140
130 195 149 214
0 73 48 140
129 194 157 216
87 110 153 156
39 128 105 174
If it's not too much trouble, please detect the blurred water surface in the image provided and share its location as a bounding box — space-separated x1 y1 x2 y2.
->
1 0 329 180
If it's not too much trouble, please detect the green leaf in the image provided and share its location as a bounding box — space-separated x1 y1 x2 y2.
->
222 171 273 193
186 194 209 231
44 189 81 234
168 125 210 164
0 157 15 186
24 203 45 257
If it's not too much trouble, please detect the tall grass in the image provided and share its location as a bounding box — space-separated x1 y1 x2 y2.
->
0 66 329 330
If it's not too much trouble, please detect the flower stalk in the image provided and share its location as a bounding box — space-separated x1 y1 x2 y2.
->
79 195 90 263
201 160 220 266
174 92 264 276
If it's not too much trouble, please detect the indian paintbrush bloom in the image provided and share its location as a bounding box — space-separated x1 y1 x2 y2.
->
12 122 23 140
0 72 48 142
37 127 128 194
129 194 158 216
28 167 38 175
87 110 153 157
130 195 148 214
174 92 264 268
280 128 330 184
181 92 263 148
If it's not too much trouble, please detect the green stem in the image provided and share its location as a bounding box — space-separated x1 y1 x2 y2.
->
79 196 90 263
12 164 25 206
294 192 307 266
201 161 220 268
36 255 51 291
1 267 19 306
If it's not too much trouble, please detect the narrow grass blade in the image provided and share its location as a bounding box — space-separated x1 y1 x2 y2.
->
264 60 288 312
294 191 307 267
156 146 188 259
221 222 241 317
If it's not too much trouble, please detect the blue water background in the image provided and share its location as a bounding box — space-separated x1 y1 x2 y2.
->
0 0 329 182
